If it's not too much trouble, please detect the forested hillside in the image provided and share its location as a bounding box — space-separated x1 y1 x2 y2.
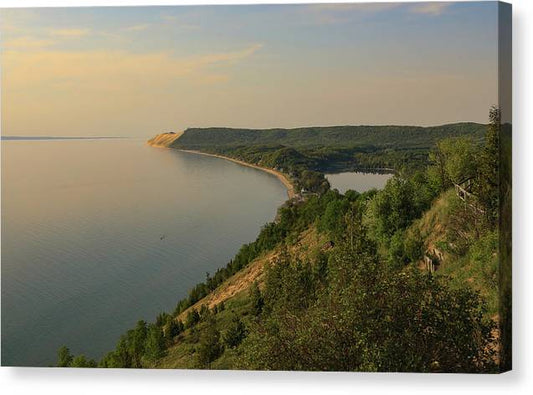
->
174 123 486 150
172 123 484 172
57 113 509 372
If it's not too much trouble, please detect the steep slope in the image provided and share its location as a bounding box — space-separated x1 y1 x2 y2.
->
147 131 184 148
408 189 499 315
156 226 328 369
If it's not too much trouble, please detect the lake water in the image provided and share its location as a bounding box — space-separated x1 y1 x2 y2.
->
1 138 287 366
326 171 393 194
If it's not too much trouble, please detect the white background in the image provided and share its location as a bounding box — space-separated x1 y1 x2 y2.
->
0 0 531 394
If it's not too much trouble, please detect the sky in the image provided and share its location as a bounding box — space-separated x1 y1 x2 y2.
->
1 2 500 137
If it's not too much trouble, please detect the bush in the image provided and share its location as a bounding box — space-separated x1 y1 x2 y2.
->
239 236 496 372
404 228 424 263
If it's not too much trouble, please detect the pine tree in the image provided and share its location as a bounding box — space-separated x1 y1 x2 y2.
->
144 324 165 362
223 315 247 348
195 318 223 368
476 106 500 225
57 345 73 367
249 281 264 316
185 309 200 328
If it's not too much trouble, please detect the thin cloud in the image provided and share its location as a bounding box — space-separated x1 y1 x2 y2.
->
50 28 90 37
3 42 265 133
3 43 264 90
409 2 451 16
196 43 263 66
304 3 401 25
160 14 201 30
161 15 178 22
2 36 55 50
305 2 451 24
123 24 150 32
310 3 401 13
1 23 19 33
179 24 202 30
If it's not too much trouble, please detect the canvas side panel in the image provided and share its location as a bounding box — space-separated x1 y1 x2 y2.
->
498 0 512 373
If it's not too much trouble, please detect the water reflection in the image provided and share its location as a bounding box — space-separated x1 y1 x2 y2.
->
325 171 393 194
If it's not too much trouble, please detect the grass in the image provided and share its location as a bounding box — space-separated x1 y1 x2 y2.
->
408 188 499 317
436 231 499 316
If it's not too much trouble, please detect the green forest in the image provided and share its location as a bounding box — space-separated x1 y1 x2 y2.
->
57 111 510 372
171 122 486 194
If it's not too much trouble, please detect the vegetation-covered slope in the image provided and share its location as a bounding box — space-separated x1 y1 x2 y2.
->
170 123 486 174
174 123 486 150
57 113 508 372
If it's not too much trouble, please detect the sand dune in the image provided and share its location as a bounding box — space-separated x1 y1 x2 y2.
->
146 131 184 148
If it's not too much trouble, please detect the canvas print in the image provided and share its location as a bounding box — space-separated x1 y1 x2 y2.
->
1 2 511 372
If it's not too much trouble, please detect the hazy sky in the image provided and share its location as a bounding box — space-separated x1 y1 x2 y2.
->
1 2 499 137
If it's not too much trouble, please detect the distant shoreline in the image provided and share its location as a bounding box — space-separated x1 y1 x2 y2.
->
324 167 396 175
1 136 125 141
178 149 296 200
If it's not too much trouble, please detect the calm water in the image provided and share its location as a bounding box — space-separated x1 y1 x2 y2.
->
1 138 286 366
326 171 393 194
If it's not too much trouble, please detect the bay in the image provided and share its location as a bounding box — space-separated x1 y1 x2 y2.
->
1 138 286 366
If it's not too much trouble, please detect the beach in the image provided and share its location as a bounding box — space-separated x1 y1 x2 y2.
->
165 148 296 200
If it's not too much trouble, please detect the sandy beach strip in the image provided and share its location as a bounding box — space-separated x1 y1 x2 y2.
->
178 149 296 200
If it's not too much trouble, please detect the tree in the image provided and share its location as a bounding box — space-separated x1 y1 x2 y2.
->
223 316 247 349
428 144 448 192
404 227 423 263
430 137 478 187
99 351 121 368
195 319 223 368
319 199 350 240
113 336 132 368
144 324 165 362
475 106 500 224
199 304 209 318
129 320 148 368
239 243 496 372
388 229 407 268
185 309 200 328
165 317 183 341
57 345 73 367
155 312 170 328
368 177 416 241
70 355 97 368
343 200 374 255
249 281 264 316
